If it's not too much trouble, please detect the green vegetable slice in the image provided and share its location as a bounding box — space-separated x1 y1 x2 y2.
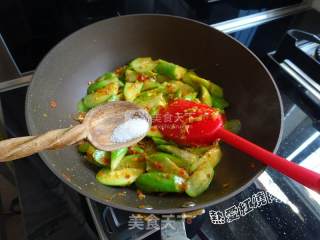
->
92 150 110 167
129 57 157 73
141 80 161 91
124 82 143 102
96 168 143 186
186 146 211 156
155 60 186 80
186 161 214 197
157 145 197 170
156 74 170 83
77 100 89 112
136 172 185 193
147 152 189 173
200 85 212 106
111 147 128 170
182 71 223 98
163 81 196 101
107 94 120 102
125 69 138 82
116 154 146 170
83 93 109 109
87 78 122 94
149 107 159 117
212 96 229 110
151 137 170 145
96 72 118 82
78 142 90 153
83 82 119 108
190 144 221 173
147 153 189 178
134 89 167 112
183 92 198 101
84 144 100 166
129 146 145 154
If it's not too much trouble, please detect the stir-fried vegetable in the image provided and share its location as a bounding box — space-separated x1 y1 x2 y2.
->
136 172 185 193
77 57 238 197
96 168 143 186
186 161 214 197
111 147 128 170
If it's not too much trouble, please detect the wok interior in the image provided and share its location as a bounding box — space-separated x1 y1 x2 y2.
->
26 15 282 213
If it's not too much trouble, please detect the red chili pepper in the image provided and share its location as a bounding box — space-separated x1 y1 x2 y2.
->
154 100 225 146
153 162 163 171
103 158 110 165
137 74 148 82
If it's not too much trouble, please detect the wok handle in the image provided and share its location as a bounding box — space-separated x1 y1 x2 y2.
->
217 127 320 193
0 124 87 161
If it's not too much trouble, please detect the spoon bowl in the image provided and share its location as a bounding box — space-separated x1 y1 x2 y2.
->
85 101 152 151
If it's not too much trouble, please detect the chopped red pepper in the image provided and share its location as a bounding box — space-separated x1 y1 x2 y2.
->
153 162 163 171
137 74 148 82
179 169 186 177
103 158 110 165
50 100 57 108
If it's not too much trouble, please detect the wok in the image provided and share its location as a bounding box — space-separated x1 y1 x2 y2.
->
25 14 283 214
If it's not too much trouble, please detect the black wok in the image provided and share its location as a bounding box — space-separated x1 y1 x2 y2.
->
25 14 283 214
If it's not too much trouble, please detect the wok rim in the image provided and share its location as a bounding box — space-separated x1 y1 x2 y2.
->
25 13 284 214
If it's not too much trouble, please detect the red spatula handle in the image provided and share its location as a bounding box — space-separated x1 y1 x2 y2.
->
217 127 320 193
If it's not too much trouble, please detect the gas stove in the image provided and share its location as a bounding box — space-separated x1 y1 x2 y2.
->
0 1 320 240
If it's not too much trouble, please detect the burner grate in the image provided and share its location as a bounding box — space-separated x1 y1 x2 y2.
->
315 45 320 62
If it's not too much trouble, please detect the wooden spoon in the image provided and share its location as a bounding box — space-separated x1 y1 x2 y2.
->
0 101 152 161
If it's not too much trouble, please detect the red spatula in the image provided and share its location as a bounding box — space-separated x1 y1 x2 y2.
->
154 99 320 193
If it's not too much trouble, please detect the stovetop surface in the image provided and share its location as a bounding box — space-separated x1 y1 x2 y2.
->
0 2 320 240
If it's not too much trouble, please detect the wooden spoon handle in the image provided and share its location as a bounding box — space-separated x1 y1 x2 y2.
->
0 124 88 162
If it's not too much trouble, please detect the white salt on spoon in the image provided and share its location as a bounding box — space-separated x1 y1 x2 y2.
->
111 118 150 143
85 101 152 151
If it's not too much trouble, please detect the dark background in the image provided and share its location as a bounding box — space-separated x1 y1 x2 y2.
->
0 0 301 72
